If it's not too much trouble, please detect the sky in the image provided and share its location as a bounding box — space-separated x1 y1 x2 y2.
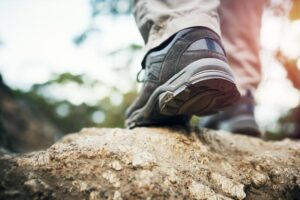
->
0 0 144 103
0 0 299 130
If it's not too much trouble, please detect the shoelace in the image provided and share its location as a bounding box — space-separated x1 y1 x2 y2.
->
136 68 145 83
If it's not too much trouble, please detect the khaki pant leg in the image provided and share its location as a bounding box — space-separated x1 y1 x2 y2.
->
133 0 221 52
133 0 266 93
219 0 266 94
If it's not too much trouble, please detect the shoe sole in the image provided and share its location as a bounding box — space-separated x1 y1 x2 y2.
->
219 115 261 137
126 58 240 128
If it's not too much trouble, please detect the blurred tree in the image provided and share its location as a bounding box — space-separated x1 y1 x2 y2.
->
289 0 300 21
0 75 61 152
276 51 300 89
74 0 132 46
18 0 137 131
13 73 137 134
268 51 300 139
0 0 140 152
260 0 300 139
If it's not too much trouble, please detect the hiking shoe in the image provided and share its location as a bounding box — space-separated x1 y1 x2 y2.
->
199 90 261 137
125 27 241 129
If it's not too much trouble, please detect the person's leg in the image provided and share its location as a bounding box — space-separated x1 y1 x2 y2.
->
126 0 240 128
133 0 221 52
200 0 267 136
219 0 266 94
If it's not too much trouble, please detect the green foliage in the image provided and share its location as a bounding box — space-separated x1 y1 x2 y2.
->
13 73 137 134
74 0 132 46
108 44 142 56
90 0 132 16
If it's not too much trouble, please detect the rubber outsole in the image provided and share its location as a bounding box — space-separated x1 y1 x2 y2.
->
219 115 261 137
126 58 241 129
159 78 240 116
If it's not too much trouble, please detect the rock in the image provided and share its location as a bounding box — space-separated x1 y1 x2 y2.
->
132 151 157 168
23 178 53 199
0 127 300 199
111 161 123 171
3 190 20 198
189 181 218 199
24 179 41 193
113 191 122 200
102 171 121 188
210 173 246 199
251 171 269 188
89 191 100 200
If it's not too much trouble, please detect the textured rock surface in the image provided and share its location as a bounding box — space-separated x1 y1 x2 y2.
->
0 127 300 200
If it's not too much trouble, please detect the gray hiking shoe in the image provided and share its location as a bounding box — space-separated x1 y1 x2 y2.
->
199 90 261 137
125 27 241 129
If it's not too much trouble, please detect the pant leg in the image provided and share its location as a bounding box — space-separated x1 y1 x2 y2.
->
133 0 221 52
219 0 267 94
133 0 266 93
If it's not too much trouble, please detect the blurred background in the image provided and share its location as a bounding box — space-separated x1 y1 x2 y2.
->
0 0 299 153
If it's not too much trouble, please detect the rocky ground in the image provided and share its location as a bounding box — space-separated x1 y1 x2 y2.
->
0 127 300 200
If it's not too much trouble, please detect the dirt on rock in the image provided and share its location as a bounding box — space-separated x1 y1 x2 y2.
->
0 127 300 200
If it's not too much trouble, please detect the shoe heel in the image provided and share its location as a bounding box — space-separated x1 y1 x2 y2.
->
159 78 240 116
159 58 240 116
